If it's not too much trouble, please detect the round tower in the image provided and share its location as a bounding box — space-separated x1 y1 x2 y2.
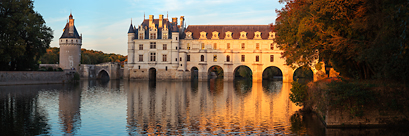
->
59 13 82 70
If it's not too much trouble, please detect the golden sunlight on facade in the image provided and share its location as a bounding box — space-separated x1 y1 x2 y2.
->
125 14 324 82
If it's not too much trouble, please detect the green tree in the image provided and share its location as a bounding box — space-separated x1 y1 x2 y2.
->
0 0 53 70
274 0 409 82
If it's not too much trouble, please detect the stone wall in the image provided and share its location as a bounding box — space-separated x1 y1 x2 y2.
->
0 71 73 86
39 64 60 69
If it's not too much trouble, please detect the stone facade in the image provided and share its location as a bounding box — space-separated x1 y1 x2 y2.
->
59 13 82 71
125 14 325 82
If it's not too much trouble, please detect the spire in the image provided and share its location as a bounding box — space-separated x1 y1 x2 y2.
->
167 11 168 19
144 12 145 19
128 19 135 33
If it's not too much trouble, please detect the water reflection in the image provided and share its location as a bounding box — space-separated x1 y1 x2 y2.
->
125 79 301 135
58 84 81 134
0 85 53 135
2 80 409 135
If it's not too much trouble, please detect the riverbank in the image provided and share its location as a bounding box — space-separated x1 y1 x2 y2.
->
0 71 75 86
300 78 409 128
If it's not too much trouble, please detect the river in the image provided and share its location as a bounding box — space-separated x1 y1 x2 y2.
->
1 79 405 135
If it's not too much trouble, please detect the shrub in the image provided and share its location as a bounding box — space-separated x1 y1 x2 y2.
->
47 67 53 71
290 80 308 106
326 80 375 117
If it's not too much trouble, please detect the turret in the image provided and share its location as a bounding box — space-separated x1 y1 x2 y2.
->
59 13 82 71
127 20 135 64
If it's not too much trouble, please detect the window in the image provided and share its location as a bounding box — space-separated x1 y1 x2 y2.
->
180 57 182 61
226 55 230 62
150 42 156 49
163 44 167 50
138 66 140 69
227 43 230 49
165 66 168 71
270 55 274 62
241 55 245 62
139 33 143 39
139 44 143 50
187 55 190 61
176 37 178 40
201 55 204 62
150 52 156 61
163 55 167 62
201 43 205 49
150 33 156 39
270 43 274 50
139 55 143 62
256 43 260 50
213 55 217 62
256 55 259 62
163 33 168 39
241 43 245 50
187 43 190 50
213 43 217 49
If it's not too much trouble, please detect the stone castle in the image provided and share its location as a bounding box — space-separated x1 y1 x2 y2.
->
124 14 324 82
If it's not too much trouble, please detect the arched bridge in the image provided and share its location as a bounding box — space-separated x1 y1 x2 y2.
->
79 62 122 79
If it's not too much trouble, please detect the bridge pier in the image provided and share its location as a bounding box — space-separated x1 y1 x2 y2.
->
224 72 234 81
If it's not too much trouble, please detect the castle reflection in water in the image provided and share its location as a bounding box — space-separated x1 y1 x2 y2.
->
0 79 303 135
125 79 300 135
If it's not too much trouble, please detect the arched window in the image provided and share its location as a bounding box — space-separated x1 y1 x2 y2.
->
201 55 204 62
226 55 230 62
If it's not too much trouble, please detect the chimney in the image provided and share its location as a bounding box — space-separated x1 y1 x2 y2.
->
69 14 74 34
180 16 184 28
172 17 178 26
159 14 164 28
149 15 154 28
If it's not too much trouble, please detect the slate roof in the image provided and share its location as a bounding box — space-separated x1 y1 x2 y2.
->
135 19 178 39
128 24 135 33
60 23 81 39
184 25 272 39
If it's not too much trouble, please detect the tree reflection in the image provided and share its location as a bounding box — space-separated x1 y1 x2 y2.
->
233 79 252 95
0 85 52 135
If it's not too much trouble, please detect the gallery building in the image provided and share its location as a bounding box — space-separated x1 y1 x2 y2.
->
124 14 323 82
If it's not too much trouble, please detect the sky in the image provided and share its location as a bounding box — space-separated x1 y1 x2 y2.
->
33 0 285 55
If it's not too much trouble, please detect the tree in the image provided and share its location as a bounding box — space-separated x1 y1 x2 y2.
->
0 0 53 71
274 0 409 82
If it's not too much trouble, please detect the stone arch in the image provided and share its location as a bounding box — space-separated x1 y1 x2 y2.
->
97 69 110 80
262 66 283 80
149 67 156 81
233 65 253 80
208 65 224 79
293 67 313 83
191 66 199 80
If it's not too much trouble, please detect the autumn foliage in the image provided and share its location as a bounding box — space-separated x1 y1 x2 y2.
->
39 47 127 67
274 0 409 82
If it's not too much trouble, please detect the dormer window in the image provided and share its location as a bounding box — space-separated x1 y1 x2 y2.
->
139 33 144 39
254 31 262 39
225 31 232 39
211 31 219 39
268 32 275 39
200 31 207 39
239 31 247 39
185 31 192 39
163 33 168 39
